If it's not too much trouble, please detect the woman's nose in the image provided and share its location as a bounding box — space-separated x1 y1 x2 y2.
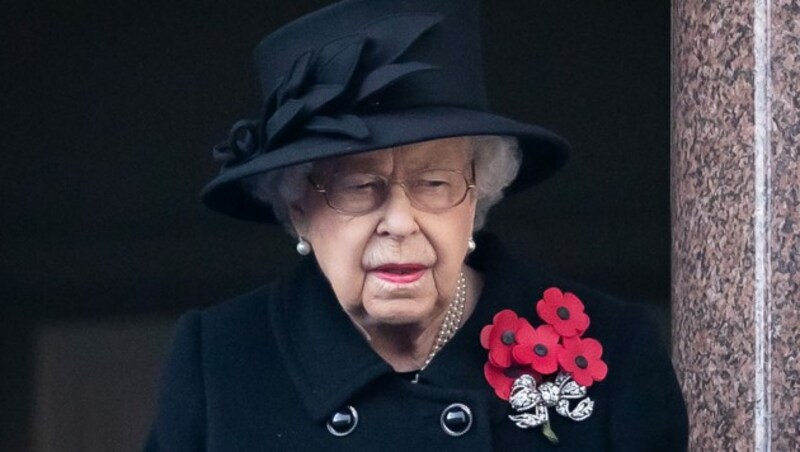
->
376 184 420 238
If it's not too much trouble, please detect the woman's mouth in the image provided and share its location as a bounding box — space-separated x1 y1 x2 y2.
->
371 264 427 284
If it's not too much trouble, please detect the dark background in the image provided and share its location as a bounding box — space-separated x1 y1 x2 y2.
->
1 0 670 450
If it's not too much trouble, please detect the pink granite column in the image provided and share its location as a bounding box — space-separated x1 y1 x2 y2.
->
672 0 799 450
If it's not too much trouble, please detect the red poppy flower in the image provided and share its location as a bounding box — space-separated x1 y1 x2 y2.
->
558 336 608 387
536 287 590 338
512 323 562 375
480 309 529 368
483 362 542 400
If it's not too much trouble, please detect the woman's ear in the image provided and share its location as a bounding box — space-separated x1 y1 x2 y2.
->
288 202 308 237
468 194 478 225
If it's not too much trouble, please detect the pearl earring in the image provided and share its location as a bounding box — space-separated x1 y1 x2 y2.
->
467 237 476 253
296 237 312 256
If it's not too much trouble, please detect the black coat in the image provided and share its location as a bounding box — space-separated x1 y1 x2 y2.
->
145 235 688 451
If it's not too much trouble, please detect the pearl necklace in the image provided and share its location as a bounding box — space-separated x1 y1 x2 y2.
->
412 271 467 382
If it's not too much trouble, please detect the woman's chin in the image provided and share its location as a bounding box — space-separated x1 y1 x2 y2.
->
359 275 437 323
362 298 435 328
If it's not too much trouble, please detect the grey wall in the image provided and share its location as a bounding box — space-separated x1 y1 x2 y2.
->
1 1 670 450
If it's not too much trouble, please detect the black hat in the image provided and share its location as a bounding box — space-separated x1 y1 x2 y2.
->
201 0 569 222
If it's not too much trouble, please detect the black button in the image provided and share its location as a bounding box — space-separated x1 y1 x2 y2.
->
440 403 473 437
326 406 358 437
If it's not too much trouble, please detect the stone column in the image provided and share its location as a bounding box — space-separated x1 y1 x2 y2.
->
672 0 799 450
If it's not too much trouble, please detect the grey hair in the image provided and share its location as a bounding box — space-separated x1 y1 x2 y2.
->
243 135 522 234
469 136 522 229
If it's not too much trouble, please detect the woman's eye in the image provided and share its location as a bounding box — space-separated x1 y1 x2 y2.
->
338 176 382 192
416 179 450 188
349 182 378 190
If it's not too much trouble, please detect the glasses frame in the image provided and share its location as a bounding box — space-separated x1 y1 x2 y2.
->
308 161 477 215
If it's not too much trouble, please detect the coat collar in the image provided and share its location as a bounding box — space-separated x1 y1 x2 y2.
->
269 233 554 422
268 255 393 422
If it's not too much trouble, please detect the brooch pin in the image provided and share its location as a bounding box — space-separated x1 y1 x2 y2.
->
480 287 608 444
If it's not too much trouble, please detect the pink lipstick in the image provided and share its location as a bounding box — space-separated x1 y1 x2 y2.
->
371 264 427 284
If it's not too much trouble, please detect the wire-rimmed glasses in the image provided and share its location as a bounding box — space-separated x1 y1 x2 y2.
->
309 164 476 215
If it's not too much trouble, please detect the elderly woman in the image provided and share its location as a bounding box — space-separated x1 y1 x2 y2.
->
146 0 688 450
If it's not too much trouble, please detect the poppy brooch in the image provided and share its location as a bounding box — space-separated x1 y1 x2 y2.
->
480 287 608 444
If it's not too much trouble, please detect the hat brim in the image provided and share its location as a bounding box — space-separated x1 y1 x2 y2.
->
200 106 569 223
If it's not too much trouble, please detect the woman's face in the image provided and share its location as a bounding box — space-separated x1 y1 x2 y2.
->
291 137 477 332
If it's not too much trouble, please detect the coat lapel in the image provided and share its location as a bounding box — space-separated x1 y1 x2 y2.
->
269 258 393 422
